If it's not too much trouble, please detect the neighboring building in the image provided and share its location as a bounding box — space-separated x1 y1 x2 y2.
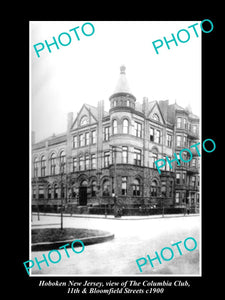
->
31 65 200 215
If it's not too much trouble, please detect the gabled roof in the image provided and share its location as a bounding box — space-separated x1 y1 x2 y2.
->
147 100 166 124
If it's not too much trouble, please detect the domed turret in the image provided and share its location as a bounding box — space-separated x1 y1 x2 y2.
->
109 65 136 110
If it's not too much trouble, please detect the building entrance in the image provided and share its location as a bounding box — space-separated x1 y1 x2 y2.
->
79 180 88 206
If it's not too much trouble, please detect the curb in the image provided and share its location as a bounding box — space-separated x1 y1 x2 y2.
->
32 232 115 251
32 212 199 221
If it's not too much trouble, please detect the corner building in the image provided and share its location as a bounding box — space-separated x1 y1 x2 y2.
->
32 66 200 215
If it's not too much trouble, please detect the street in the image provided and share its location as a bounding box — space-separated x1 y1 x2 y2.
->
31 214 200 276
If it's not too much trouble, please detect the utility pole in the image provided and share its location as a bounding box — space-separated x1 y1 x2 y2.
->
60 162 64 230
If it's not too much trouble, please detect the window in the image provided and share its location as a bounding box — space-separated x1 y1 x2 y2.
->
177 117 182 128
177 135 182 147
166 134 172 147
38 185 44 199
61 184 65 198
161 181 166 197
123 119 129 134
40 156 46 177
54 184 58 199
152 113 160 122
169 181 173 197
50 153 56 175
104 151 110 167
73 157 77 172
152 153 157 168
34 157 38 177
32 186 36 199
80 115 88 126
176 173 180 184
112 120 117 134
133 178 141 196
73 135 78 148
104 126 110 141
155 130 161 144
91 180 97 197
181 192 185 203
124 99 129 106
166 156 170 171
122 146 128 163
91 130 96 144
191 158 196 167
103 180 110 196
182 173 186 184
60 151 66 173
48 185 51 199
79 155 84 171
85 154 89 170
122 176 127 195
85 132 89 146
161 156 166 171
191 176 196 186
134 121 142 138
150 180 158 197
184 118 187 129
79 134 85 147
192 125 197 134
175 192 180 203
150 128 154 142
183 136 187 147
91 154 96 169
134 148 141 165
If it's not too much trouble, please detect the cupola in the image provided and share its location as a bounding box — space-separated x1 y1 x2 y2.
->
109 65 136 109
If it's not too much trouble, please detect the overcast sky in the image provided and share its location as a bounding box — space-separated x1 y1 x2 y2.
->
30 21 201 142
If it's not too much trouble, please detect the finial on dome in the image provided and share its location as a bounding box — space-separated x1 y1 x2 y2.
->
120 65 126 74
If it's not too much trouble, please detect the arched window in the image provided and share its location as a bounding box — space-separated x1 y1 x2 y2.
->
103 179 110 196
151 180 158 197
123 119 129 134
34 157 38 177
54 184 58 199
40 156 46 177
50 153 56 175
112 120 117 134
60 150 66 173
80 115 88 126
91 180 97 197
133 178 141 196
80 180 88 187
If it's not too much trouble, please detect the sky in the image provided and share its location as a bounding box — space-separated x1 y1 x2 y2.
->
30 21 201 142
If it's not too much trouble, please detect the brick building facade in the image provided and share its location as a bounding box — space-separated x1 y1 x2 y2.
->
31 66 200 215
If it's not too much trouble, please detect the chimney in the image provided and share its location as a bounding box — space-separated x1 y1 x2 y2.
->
67 112 73 132
97 100 104 120
142 97 148 114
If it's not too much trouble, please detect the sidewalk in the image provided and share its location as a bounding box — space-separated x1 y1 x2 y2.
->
32 212 199 223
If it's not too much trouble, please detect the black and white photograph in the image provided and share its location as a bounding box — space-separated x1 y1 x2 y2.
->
22 18 219 296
